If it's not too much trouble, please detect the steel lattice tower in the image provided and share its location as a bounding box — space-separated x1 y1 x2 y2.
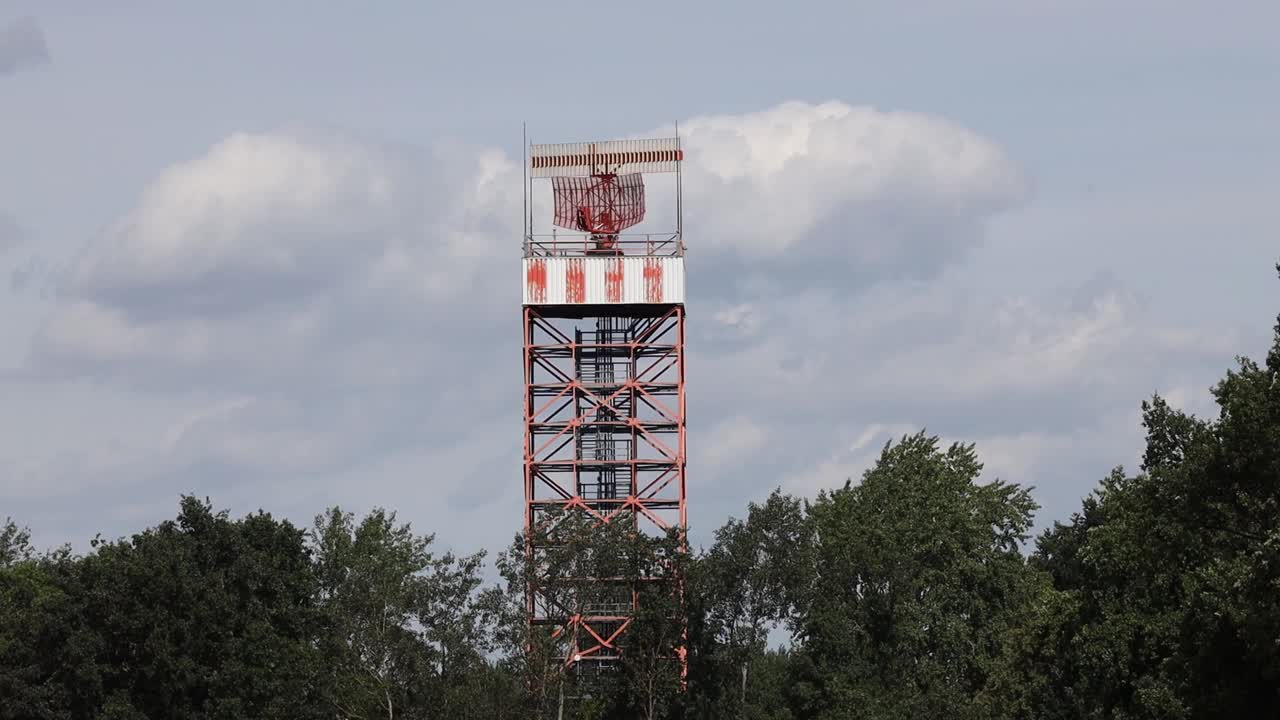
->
521 136 687 683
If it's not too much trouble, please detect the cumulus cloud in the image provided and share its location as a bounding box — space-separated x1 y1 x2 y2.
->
33 130 521 388
776 407 1149 528
0 17 49 75
697 415 768 475
9 99 1241 553
34 100 1023 394
18 129 527 525
729 282 1230 423
0 210 23 249
0 213 21 253
779 422 920 498
66 131 516 314
647 102 1025 293
684 269 1242 527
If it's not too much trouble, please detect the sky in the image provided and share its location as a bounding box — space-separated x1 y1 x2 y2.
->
2 1 1279 559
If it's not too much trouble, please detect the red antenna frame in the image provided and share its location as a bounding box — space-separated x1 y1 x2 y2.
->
553 174 646 237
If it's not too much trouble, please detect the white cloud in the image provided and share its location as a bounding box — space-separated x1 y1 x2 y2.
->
0 213 21 253
775 406 1150 521
661 102 1026 292
0 16 48 76
700 277 1239 418
1160 382 1221 421
779 422 920 498
22 99 1037 457
4 99 1249 555
0 379 208 500
710 303 761 336
688 270 1240 532
66 131 518 313
37 102 1023 388
697 415 768 474
30 130 522 389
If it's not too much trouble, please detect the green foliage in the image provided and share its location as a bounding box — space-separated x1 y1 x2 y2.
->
616 527 689 720
691 489 810 719
794 433 1041 720
310 506 502 719
496 509 690 719
1002 306 1280 718
0 540 68 718
493 531 563 717
0 501 518 720
0 496 325 719
0 518 34 568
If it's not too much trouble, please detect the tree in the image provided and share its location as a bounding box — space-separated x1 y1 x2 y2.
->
1011 273 1280 719
497 510 630 718
0 518 34 568
616 526 689 720
496 508 689 719
0 519 70 719
310 506 496 719
696 490 810 718
493 531 566 718
14 496 328 719
795 432 1040 720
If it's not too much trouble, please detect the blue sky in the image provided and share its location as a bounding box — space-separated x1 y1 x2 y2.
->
2 1 1278 556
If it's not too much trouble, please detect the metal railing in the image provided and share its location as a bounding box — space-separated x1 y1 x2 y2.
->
524 232 683 258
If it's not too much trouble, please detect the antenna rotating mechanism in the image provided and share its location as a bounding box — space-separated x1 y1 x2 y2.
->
528 137 683 257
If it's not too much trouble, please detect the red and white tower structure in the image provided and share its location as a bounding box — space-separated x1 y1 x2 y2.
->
521 136 687 677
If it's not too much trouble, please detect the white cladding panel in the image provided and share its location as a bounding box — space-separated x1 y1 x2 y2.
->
523 256 684 305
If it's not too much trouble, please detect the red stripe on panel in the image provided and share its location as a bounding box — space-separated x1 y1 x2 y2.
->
605 258 625 303
643 258 663 303
566 258 586 304
526 259 547 304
